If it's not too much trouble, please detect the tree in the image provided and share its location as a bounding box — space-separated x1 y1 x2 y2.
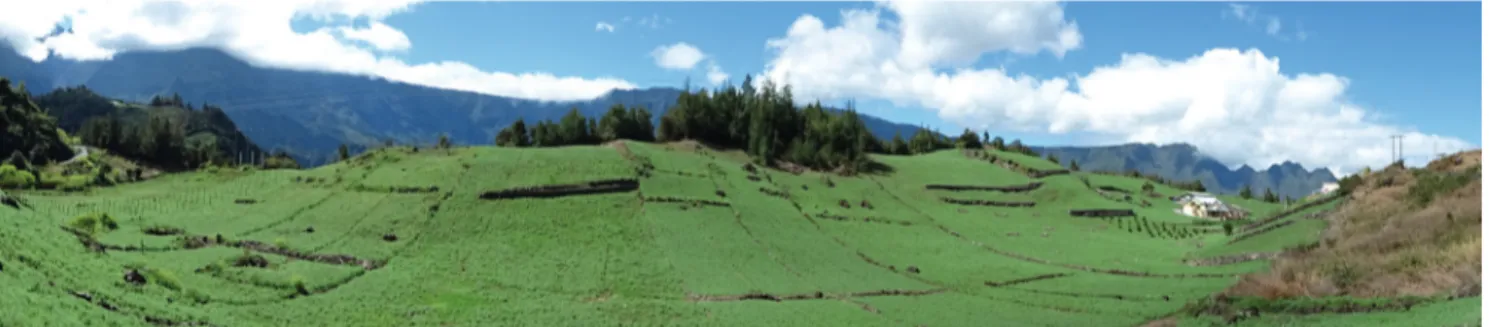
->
983 131 990 144
990 136 1005 151
1069 161 1080 171
1141 182 1155 193
1262 188 1278 203
436 133 451 149
337 144 350 161
1239 184 1253 199
956 129 982 149
889 133 909 155
1046 153 1060 164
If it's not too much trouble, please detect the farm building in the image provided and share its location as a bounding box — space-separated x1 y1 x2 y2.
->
1317 182 1339 195
1172 192 1248 219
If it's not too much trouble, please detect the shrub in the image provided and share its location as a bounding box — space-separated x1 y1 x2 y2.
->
1407 166 1480 207
68 212 118 234
0 164 35 188
291 275 310 295
146 268 182 291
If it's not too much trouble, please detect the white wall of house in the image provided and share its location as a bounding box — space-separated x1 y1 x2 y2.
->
1319 182 1339 194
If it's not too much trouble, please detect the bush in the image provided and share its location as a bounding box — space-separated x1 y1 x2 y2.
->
1407 166 1480 207
291 275 310 295
146 268 182 291
68 212 118 234
0 164 35 188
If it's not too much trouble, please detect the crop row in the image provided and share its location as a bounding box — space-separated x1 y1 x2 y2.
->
940 197 1037 207
924 182 1043 193
478 178 639 200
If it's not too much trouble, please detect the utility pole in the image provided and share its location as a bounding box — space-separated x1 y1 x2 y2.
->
1389 134 1404 165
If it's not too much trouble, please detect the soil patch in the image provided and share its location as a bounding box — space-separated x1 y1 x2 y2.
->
1185 252 1280 266
687 288 946 302
814 213 911 226
925 182 1044 193
1068 209 1137 218
940 197 1036 207
644 196 731 207
479 179 639 200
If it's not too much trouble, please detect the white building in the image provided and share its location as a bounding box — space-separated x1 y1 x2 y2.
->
1173 192 1247 219
1318 182 1339 195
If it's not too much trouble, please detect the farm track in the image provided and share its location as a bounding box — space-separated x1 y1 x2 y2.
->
1226 220 1298 245
1236 194 1345 232
867 177 1240 279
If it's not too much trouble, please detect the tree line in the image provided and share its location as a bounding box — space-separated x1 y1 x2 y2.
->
480 77 1075 174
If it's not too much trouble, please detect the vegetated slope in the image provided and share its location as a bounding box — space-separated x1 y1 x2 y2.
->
1035 143 1338 200
0 142 1474 326
1230 151 1481 298
32 86 268 170
1165 151 1482 326
0 78 75 166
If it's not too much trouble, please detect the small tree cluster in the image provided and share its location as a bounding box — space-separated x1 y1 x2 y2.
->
496 105 654 148
655 77 886 172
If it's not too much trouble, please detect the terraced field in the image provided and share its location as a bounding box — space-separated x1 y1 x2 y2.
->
0 142 1478 326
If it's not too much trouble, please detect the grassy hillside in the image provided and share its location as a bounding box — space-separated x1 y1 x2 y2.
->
0 142 1476 326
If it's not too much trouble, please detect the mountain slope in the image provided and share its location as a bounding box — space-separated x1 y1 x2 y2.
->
1 47 1332 193
0 78 74 167
1035 143 1337 199
30 86 267 170
0 48 927 166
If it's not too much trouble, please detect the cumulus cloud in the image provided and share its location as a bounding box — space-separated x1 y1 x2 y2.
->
595 21 615 33
761 1 1472 176
651 42 706 71
0 0 635 101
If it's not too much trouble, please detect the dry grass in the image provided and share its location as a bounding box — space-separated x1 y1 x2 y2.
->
1227 150 1482 299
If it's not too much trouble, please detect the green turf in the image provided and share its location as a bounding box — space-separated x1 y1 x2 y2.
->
0 144 1463 326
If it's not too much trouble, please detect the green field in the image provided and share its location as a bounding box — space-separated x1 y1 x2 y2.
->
0 143 1476 326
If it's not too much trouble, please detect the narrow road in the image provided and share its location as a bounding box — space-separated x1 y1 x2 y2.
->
60 146 88 165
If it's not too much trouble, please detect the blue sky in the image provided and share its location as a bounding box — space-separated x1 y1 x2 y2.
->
350 2 1480 149
2 0 1481 174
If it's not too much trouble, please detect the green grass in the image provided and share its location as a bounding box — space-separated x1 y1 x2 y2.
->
0 143 1466 326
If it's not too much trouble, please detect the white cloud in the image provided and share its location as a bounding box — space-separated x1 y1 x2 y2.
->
651 42 706 71
706 61 728 86
595 21 615 33
338 21 410 51
761 1 1473 176
0 0 635 101
1226 3 1256 23
1224 3 1308 41
886 0 1081 67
